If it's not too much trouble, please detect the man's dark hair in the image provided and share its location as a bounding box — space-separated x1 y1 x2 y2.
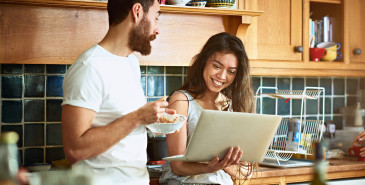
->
107 0 155 27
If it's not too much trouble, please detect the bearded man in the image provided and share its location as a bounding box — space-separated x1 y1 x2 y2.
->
61 0 175 184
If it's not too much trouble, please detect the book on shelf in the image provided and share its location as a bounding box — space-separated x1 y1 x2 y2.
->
309 16 333 47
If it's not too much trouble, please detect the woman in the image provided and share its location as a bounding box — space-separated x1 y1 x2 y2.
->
159 32 256 185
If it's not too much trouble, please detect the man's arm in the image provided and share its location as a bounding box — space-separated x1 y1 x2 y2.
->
62 98 175 163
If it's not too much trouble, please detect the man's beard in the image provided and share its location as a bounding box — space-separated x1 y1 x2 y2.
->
128 15 157 56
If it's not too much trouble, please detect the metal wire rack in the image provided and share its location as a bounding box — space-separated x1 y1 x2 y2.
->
255 86 325 165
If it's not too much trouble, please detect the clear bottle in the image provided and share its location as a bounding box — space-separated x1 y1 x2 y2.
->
309 141 328 185
0 132 20 185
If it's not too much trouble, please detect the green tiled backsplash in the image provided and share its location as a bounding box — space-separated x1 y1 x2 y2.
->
1 64 365 165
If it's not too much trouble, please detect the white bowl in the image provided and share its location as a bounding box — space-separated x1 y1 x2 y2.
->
167 0 190 6
146 113 186 134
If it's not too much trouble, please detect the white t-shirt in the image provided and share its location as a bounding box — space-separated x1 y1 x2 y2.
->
62 44 148 185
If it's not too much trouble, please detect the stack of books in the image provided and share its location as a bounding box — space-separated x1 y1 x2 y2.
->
309 16 334 48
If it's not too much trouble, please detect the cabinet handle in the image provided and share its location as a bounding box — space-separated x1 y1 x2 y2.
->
353 48 362 55
295 46 303 53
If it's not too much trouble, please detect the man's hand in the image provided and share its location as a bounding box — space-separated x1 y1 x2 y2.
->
136 96 176 125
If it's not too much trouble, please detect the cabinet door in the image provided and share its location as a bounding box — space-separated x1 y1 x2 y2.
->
348 0 365 63
256 0 302 61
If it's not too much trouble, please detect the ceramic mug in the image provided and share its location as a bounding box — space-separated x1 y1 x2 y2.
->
348 146 365 161
317 42 341 51
310 47 327 61
321 50 342 62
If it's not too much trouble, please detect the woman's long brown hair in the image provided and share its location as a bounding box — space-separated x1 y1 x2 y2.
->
178 32 255 113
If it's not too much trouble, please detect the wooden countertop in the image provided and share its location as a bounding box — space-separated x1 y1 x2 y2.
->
241 157 365 185
150 157 365 185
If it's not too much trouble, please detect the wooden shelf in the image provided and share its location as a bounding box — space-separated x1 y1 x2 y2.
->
309 0 341 4
0 0 262 66
0 0 262 17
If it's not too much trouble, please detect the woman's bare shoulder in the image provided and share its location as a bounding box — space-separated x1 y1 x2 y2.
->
168 91 190 110
169 91 188 102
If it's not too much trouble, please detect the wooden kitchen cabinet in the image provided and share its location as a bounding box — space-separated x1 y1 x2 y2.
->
254 0 303 61
347 0 365 64
247 0 365 77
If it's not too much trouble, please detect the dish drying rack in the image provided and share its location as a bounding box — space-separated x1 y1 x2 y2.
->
256 86 325 165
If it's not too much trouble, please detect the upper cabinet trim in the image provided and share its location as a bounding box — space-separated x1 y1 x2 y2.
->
0 0 263 16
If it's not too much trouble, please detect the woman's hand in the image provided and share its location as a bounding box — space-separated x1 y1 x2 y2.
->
353 131 365 146
206 146 243 173
353 131 365 157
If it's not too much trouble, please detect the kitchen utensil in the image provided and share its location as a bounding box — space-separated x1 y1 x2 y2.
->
310 47 327 61
348 146 365 161
146 113 186 134
147 137 167 161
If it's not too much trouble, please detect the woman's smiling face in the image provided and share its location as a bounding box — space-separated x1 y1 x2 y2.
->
203 51 238 93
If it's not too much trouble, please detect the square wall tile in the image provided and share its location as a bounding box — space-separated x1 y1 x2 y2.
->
262 97 275 115
147 66 164 74
306 99 318 115
46 147 65 163
347 96 357 106
252 77 261 93
333 97 345 114
292 78 304 90
25 64 44 73
24 99 45 122
24 124 44 147
320 78 332 95
18 150 23 165
277 78 290 90
141 76 146 96
333 78 345 95
306 78 318 87
147 76 164 96
46 75 64 97
1 64 22 74
46 65 66 74
46 123 62 145
277 99 290 115
2 100 22 123
166 76 182 95
46 99 62 122
140 66 147 74
320 97 332 114
147 98 160 102
333 116 344 130
292 99 302 116
2 76 23 98
24 148 44 164
25 75 45 97
262 78 275 93
360 78 365 89
346 78 358 95
183 67 188 75
1 125 23 147
166 67 183 74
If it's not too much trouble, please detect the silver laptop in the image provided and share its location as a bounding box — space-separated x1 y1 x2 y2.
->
163 110 282 163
